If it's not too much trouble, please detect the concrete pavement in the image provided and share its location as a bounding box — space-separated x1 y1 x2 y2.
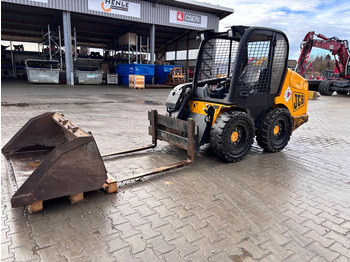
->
1 80 350 261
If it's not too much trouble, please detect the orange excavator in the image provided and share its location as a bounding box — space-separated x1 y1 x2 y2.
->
295 31 350 95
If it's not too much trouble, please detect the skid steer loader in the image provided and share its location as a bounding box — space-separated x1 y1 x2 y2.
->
165 25 308 162
2 26 308 210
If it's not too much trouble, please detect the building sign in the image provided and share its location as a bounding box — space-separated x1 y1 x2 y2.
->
169 10 208 28
88 0 141 18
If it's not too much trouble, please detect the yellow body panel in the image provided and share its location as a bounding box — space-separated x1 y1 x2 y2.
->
189 69 309 131
274 69 309 117
189 101 235 124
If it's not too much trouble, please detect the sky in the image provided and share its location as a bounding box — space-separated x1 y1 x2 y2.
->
196 0 350 59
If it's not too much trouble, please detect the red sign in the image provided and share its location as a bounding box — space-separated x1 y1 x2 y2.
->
177 11 184 21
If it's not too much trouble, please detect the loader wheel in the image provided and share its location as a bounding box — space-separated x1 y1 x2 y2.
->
210 111 254 162
256 108 293 152
319 80 334 96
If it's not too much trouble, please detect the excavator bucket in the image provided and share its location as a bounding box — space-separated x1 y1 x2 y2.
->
2 112 107 208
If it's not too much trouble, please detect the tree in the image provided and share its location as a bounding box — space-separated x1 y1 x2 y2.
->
305 54 335 78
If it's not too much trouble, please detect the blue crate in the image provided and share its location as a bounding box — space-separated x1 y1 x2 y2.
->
116 64 155 85
118 76 130 86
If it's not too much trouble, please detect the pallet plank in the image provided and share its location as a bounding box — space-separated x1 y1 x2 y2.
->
69 193 84 204
102 173 118 194
28 200 43 213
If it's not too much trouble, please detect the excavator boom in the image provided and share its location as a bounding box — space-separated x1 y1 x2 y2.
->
296 31 350 78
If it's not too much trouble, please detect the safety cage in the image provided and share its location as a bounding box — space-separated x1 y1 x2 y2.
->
193 27 289 103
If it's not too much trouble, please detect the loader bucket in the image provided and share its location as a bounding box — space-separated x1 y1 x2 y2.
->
2 112 107 208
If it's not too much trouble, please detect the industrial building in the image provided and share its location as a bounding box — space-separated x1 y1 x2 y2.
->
1 0 233 85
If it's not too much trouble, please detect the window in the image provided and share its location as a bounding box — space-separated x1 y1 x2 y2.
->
238 38 271 93
166 51 175 60
199 38 239 80
237 32 288 94
270 34 288 94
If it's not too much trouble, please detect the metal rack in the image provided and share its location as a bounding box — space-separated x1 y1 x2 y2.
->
1 42 41 79
40 25 63 65
118 34 150 64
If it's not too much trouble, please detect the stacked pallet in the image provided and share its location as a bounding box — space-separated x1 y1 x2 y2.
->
129 74 145 89
165 67 185 86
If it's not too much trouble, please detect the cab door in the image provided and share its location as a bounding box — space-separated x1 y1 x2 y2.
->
231 29 289 126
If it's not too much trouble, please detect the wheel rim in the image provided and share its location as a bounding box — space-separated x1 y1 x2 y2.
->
271 117 289 146
231 131 239 142
227 122 250 155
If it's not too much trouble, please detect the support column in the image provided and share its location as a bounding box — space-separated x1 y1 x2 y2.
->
150 24 155 65
186 34 190 68
10 40 15 79
63 11 74 85
175 40 178 61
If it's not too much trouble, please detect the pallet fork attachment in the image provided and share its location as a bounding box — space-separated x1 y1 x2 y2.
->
102 110 198 182
2 110 198 209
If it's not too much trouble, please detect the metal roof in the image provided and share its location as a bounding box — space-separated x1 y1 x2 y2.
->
1 2 196 50
1 3 58 42
1 0 234 51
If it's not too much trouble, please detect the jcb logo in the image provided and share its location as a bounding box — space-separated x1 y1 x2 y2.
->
293 92 305 111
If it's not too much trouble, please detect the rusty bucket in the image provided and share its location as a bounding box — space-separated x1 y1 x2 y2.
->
2 112 107 208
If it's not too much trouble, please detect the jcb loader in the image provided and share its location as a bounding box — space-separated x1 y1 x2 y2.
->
2 26 309 210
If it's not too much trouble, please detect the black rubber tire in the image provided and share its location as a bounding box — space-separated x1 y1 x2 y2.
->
210 111 254 163
256 108 293 152
336 90 349 95
319 80 334 96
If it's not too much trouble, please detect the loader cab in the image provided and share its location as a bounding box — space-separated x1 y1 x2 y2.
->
193 26 289 124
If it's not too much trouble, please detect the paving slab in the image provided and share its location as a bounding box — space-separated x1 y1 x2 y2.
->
1 80 350 261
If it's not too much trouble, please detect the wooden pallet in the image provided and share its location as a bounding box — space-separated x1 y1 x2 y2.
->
27 173 118 213
165 68 186 86
102 173 118 194
129 75 145 89
28 200 43 214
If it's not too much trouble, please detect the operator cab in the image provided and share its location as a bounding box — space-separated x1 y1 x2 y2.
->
166 26 289 126
192 26 289 124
